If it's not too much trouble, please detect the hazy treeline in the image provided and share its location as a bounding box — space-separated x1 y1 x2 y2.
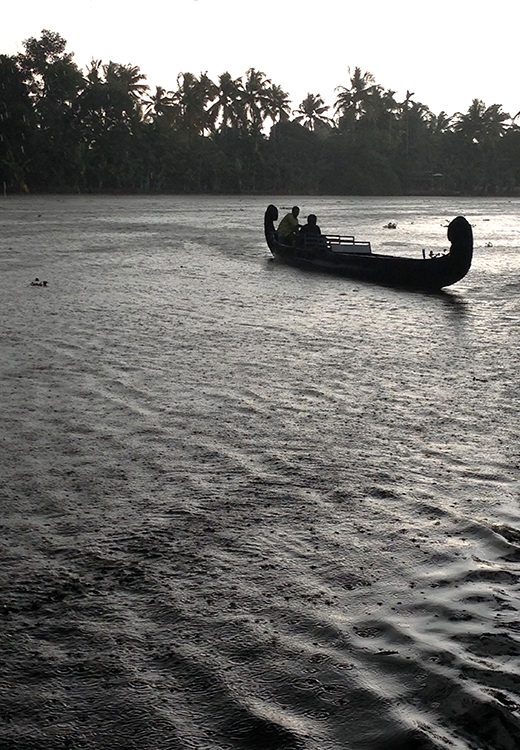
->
2 30 520 195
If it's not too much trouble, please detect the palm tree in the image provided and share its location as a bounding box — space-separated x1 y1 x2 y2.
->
454 99 509 144
103 62 149 114
452 99 510 194
399 90 414 139
334 67 377 128
482 103 510 141
364 86 398 130
263 84 292 127
174 72 217 135
208 72 245 131
143 86 176 121
83 60 149 142
294 93 331 131
85 59 102 85
79 59 106 137
397 90 431 153
507 110 520 131
426 110 453 135
454 99 487 143
242 68 272 133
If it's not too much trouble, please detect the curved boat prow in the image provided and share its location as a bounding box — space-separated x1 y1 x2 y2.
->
446 215 473 280
264 204 279 253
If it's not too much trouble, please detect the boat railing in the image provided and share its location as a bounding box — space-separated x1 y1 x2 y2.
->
285 233 372 256
324 235 372 255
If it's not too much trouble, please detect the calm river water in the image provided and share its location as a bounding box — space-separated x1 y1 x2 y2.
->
0 195 519 750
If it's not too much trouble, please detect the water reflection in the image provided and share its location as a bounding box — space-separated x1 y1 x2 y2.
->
436 290 469 316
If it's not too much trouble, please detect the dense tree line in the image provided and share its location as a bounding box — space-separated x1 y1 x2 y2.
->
2 30 520 195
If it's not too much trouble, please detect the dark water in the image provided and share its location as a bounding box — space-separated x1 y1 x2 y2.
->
1 195 519 749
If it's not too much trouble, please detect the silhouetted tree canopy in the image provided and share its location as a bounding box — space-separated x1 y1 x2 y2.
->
1 33 519 195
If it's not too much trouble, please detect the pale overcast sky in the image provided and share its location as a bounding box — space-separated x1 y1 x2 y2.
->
2 0 518 118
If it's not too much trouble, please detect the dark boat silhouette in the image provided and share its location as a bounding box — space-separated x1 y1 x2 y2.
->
264 205 473 291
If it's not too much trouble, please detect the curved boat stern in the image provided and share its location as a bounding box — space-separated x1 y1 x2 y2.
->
264 205 279 254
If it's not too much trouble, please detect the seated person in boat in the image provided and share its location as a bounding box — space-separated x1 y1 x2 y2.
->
298 214 326 252
277 206 300 245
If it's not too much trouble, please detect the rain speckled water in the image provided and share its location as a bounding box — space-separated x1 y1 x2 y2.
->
0 195 519 750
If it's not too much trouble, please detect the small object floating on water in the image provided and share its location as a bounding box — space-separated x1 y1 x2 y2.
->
485 241 493 247
30 278 48 286
384 221 397 229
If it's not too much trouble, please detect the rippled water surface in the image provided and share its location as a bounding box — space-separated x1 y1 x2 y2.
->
1 195 519 749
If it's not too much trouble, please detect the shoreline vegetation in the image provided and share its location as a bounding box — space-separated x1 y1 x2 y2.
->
2 30 520 197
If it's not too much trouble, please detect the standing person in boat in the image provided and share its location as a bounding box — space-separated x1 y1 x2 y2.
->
277 206 300 245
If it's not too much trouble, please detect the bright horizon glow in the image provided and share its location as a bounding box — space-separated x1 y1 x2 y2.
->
2 0 519 120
